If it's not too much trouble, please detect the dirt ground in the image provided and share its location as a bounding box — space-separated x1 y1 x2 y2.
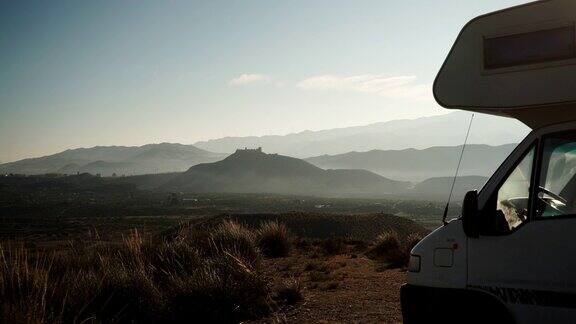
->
252 250 406 324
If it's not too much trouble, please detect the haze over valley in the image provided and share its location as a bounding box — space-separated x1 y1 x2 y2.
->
0 112 526 200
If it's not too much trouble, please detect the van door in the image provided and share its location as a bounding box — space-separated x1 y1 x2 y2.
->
468 132 576 323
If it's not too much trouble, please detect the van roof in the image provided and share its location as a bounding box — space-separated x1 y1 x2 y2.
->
434 0 576 129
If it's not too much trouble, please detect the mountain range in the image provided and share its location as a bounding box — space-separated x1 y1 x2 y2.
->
0 143 226 176
2 148 490 201
305 144 515 181
193 112 528 157
0 112 527 184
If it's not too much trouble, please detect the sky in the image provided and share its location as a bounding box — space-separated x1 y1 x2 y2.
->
0 0 528 162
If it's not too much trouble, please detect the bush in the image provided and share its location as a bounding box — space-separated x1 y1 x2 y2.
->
256 221 291 258
366 230 425 268
209 220 259 265
367 230 405 267
405 232 423 254
166 251 271 322
273 277 303 305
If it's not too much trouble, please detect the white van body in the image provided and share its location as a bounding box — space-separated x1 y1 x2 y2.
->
402 1 576 323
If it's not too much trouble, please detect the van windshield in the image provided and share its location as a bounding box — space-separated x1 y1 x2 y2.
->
537 133 576 218
494 147 534 231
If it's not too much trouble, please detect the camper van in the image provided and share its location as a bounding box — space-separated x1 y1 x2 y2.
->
402 0 576 323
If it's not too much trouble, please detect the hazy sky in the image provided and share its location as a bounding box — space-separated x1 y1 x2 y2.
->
0 0 527 162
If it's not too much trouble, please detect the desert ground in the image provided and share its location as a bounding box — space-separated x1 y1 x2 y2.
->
254 252 406 323
0 189 435 323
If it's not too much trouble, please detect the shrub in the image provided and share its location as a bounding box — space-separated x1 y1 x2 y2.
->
367 230 405 267
400 232 424 266
256 221 291 258
405 232 424 254
209 220 259 265
273 277 303 305
167 251 271 322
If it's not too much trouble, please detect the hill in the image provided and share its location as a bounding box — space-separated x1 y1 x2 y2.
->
194 112 528 157
410 175 489 201
0 143 226 176
306 143 515 181
161 148 410 197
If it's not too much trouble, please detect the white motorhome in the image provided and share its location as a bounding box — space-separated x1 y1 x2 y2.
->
402 1 576 323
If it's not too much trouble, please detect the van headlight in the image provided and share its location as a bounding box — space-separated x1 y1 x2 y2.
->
408 255 421 273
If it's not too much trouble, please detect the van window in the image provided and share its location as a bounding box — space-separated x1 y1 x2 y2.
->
482 147 534 235
537 133 576 218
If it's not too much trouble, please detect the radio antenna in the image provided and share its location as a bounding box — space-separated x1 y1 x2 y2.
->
442 113 475 225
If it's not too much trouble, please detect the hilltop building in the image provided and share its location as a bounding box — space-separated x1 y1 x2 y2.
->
235 147 263 154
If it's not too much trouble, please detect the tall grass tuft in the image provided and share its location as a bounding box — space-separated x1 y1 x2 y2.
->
367 230 405 267
366 230 425 268
256 221 291 258
0 245 56 324
404 232 424 254
210 220 259 265
273 277 303 305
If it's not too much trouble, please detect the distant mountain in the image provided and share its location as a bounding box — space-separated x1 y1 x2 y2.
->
194 112 529 157
0 143 227 176
411 176 489 201
161 148 410 197
306 144 516 181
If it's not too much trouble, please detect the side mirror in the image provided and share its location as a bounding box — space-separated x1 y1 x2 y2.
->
462 190 480 238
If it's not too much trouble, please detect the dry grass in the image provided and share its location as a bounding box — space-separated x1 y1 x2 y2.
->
365 230 426 269
367 230 405 268
0 213 428 323
273 277 303 306
0 221 274 324
404 232 424 254
256 221 290 258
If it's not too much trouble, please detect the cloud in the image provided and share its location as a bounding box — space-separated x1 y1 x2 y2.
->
296 74 432 101
229 74 271 86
